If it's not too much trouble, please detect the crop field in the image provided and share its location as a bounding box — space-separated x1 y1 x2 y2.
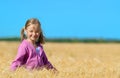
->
0 41 120 78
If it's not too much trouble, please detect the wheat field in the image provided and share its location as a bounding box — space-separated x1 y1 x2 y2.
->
0 41 120 78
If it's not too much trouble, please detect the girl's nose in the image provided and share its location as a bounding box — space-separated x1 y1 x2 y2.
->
33 32 36 35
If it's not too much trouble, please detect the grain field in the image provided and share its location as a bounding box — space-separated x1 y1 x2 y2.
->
0 41 120 78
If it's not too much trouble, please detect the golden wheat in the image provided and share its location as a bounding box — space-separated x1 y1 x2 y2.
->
0 41 120 78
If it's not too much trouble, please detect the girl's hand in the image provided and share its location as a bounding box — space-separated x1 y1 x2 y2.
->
52 68 59 74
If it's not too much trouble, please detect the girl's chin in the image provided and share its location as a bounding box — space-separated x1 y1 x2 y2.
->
27 37 38 42
31 39 37 41
28 38 37 41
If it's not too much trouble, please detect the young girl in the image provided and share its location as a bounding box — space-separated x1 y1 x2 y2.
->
11 18 57 71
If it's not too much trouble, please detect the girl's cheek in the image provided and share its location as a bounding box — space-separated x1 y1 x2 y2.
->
36 33 40 37
36 35 39 38
33 34 39 38
28 33 32 37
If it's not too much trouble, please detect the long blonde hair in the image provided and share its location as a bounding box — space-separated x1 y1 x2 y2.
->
21 18 45 44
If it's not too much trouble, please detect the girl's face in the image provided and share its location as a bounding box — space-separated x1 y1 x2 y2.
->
25 24 40 43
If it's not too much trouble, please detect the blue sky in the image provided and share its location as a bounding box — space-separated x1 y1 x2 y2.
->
0 0 120 39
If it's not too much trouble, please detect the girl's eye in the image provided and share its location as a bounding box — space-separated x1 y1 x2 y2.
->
29 30 33 32
35 31 39 33
35 31 40 33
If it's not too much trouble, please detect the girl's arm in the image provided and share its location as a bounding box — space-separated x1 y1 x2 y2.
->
10 44 27 71
42 49 57 71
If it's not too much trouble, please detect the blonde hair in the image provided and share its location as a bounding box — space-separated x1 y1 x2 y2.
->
21 18 45 44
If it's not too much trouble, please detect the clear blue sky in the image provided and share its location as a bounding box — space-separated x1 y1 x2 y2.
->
0 0 120 39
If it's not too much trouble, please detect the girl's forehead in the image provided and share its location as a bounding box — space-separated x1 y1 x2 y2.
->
27 24 40 30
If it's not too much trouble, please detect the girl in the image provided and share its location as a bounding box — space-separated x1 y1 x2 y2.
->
11 18 57 71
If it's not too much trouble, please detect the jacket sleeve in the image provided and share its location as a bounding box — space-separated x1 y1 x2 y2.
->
41 47 55 70
10 44 27 71
41 46 56 70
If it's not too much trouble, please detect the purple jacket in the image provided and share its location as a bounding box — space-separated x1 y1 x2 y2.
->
11 39 54 71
